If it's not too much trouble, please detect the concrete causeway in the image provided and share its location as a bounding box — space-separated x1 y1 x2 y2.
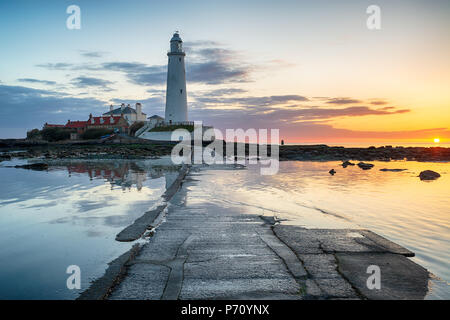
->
80 165 430 300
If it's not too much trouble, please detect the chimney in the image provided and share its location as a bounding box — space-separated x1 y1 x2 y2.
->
110 104 113 112
136 103 142 116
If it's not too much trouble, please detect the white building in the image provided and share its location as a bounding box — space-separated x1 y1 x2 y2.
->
165 32 188 124
136 32 214 142
103 103 147 125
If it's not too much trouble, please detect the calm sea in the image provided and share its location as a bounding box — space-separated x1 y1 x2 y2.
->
0 158 178 299
190 160 450 299
0 157 448 299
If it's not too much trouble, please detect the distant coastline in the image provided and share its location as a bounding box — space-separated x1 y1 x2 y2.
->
0 138 449 162
285 142 450 148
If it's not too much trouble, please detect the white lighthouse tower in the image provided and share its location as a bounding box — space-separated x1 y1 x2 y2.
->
165 32 188 124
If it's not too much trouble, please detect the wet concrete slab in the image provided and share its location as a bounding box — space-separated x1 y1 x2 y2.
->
95 165 430 300
273 225 429 299
109 263 170 300
273 225 414 256
336 253 429 300
107 168 306 300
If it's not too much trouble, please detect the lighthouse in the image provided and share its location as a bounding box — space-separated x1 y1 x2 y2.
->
138 32 214 142
165 32 188 124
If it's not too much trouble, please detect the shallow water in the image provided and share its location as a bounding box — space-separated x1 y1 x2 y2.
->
190 160 450 299
0 157 448 299
0 157 179 299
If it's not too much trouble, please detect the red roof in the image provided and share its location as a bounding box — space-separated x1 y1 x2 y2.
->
45 123 65 128
65 120 87 128
87 116 127 126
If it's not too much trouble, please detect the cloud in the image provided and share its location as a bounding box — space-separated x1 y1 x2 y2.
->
326 97 363 105
187 104 447 143
183 40 221 47
17 78 56 86
71 76 114 88
190 88 247 99
369 100 388 105
45 41 253 87
186 45 252 84
80 50 107 58
190 104 410 124
36 63 73 70
287 105 410 120
195 94 309 107
0 83 440 141
0 84 107 136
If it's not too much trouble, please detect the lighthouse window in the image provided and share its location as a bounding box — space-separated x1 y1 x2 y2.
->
179 58 181 62
180 89 183 94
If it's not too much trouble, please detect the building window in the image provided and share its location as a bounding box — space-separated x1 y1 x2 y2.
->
179 57 181 62
180 89 183 94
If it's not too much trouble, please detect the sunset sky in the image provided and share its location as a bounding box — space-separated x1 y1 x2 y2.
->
0 0 449 143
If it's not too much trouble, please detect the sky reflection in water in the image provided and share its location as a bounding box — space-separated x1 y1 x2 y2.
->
0 158 178 299
187 160 450 298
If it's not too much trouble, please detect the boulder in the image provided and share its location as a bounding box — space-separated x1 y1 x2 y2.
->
14 163 48 171
379 168 407 172
419 170 441 181
341 160 355 168
357 162 374 170
329 169 336 175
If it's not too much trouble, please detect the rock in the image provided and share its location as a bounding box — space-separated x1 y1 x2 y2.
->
14 163 48 171
357 162 374 170
379 168 407 172
341 160 355 168
0 154 12 160
419 170 441 181
329 169 336 175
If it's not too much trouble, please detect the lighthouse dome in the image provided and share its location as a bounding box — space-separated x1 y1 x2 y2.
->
170 32 182 42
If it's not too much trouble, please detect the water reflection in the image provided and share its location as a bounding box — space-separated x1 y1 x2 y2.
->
187 160 450 299
0 158 179 299
56 160 179 191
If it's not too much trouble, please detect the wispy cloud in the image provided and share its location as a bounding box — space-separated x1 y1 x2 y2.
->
194 94 309 107
326 97 363 105
71 76 114 89
36 63 73 70
80 50 107 58
17 78 56 85
369 100 388 105
35 40 253 87
0 84 107 132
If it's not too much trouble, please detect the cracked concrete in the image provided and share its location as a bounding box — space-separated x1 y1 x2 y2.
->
273 225 429 299
99 166 430 300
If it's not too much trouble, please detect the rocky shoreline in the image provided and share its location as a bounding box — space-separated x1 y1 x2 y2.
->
278 144 450 162
1 139 449 162
0 140 174 160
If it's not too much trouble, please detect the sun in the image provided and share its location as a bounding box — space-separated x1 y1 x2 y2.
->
433 138 440 143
